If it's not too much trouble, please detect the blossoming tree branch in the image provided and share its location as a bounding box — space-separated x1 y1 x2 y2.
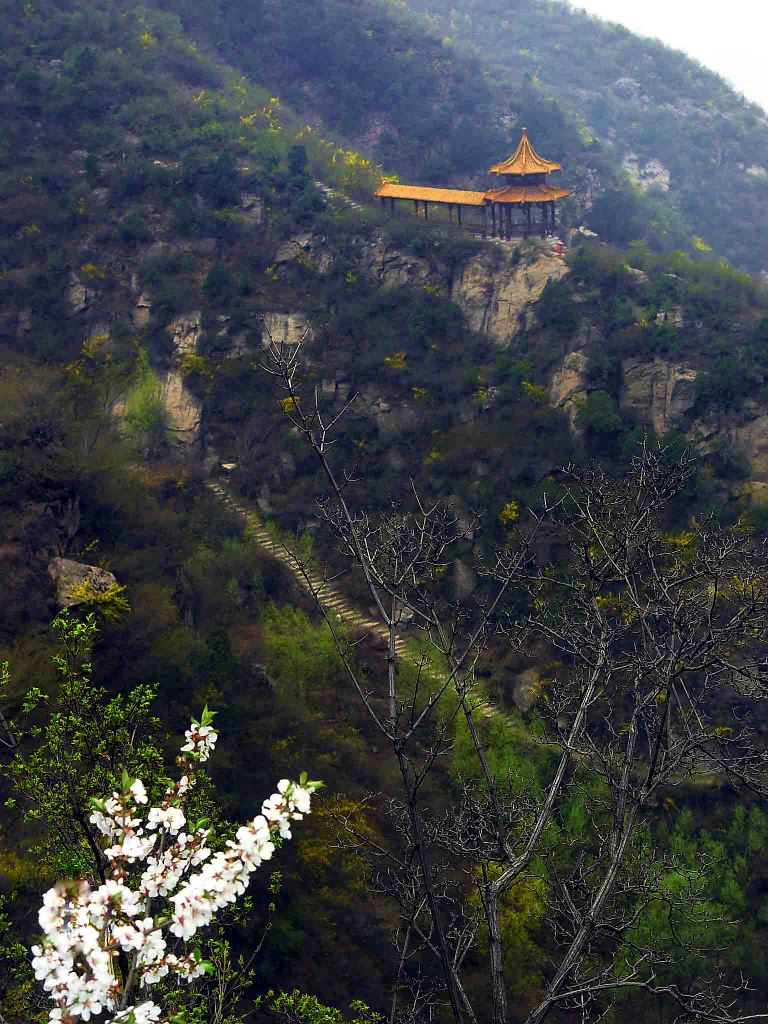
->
31 707 321 1024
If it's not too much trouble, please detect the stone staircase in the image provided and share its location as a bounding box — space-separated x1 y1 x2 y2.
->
206 480 412 662
314 180 365 213
206 479 497 719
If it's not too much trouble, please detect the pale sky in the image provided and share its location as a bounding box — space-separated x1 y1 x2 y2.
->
565 0 768 112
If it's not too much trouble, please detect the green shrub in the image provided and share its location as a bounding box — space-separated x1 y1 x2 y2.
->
535 278 579 334
118 210 151 243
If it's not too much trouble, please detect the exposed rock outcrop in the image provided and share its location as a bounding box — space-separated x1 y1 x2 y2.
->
133 293 152 328
15 308 32 338
161 371 202 447
273 233 313 265
161 314 204 448
512 667 541 713
48 558 119 608
736 412 768 480
550 350 589 426
621 358 699 435
67 276 90 316
261 312 312 346
167 314 202 356
450 559 478 601
687 404 768 481
622 153 671 192
355 237 567 345
240 193 265 224
452 248 568 342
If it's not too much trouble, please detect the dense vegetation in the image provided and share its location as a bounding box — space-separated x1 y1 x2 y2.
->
2 0 768 1022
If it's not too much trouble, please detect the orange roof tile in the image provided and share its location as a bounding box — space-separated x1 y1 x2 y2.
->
374 183 488 206
489 128 563 176
486 183 571 203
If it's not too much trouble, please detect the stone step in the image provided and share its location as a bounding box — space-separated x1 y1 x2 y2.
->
203 478 509 714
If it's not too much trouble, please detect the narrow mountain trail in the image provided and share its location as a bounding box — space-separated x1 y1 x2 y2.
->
314 180 365 212
207 479 414 662
205 481 728 784
206 479 501 717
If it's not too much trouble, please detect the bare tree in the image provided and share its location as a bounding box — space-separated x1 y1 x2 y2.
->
228 412 280 493
259 326 768 1024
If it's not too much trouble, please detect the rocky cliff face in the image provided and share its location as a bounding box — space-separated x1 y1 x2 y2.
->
621 358 699 436
159 315 204 449
550 350 589 427
549 341 768 488
358 237 569 346
280 228 569 347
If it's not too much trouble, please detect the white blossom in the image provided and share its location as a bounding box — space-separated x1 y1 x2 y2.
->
180 723 217 761
146 806 185 835
32 715 318 1024
129 780 148 805
112 1002 162 1024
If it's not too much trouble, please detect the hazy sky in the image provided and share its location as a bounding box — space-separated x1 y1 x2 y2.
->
565 0 768 112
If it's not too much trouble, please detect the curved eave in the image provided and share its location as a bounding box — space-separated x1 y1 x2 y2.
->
486 185 572 203
489 162 562 175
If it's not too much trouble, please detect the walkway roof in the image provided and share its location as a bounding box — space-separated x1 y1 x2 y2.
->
374 183 488 207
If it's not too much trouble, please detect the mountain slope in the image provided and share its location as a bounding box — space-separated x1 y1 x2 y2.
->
402 0 768 273
4 2 768 1021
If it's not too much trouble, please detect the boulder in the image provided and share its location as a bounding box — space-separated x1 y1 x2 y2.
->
512 667 541 712
167 314 202 356
48 558 119 608
67 277 90 316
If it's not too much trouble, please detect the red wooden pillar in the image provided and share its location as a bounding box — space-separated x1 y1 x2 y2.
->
482 205 488 238
551 201 556 231
390 197 395 215
491 204 497 237
457 205 462 226
448 204 454 223
413 199 419 216
524 203 531 237
423 201 429 219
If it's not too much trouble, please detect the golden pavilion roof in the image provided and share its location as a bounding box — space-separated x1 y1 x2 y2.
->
375 181 571 207
485 183 571 203
374 183 488 207
489 128 563 176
